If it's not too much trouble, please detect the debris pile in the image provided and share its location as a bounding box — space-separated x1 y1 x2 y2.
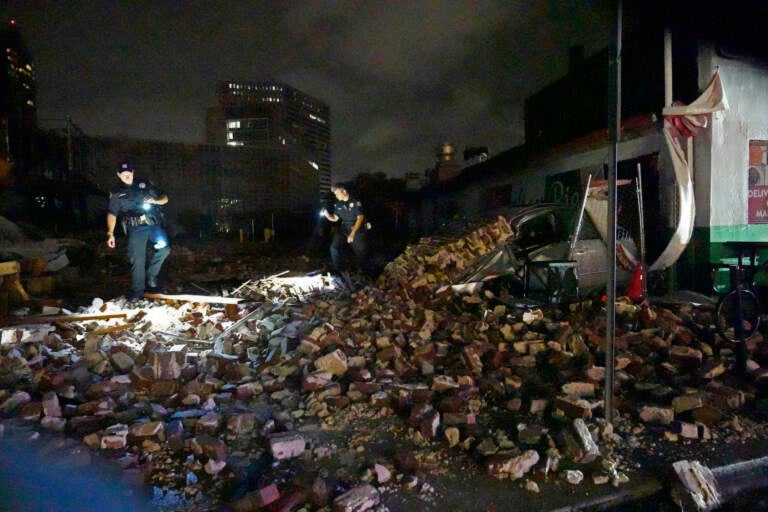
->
0 216 767 510
377 215 514 304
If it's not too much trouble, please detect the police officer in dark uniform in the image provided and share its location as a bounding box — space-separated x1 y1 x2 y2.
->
320 184 368 274
106 162 171 300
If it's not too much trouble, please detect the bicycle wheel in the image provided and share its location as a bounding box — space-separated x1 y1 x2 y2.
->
715 288 761 342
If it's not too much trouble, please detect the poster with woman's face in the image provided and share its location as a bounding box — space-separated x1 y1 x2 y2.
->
748 140 768 224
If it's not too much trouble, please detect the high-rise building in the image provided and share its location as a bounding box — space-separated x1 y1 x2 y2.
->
206 80 331 202
0 19 37 168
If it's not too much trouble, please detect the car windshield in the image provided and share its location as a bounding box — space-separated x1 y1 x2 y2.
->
517 213 560 248
513 205 605 251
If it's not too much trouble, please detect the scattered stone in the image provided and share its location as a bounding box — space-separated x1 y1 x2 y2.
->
315 349 349 376
232 484 281 511
268 431 306 460
487 450 540 480
563 469 584 485
332 483 380 512
524 479 540 493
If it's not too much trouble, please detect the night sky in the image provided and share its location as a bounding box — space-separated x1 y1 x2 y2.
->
2 1 614 181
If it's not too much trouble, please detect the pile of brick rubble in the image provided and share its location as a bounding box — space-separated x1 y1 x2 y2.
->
0 216 766 511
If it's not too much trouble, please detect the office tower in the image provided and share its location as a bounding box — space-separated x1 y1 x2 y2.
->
207 81 331 201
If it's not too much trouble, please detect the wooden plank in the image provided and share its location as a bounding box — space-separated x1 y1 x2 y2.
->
156 331 213 346
1 273 29 302
92 322 136 335
2 313 128 326
0 261 20 276
143 293 242 304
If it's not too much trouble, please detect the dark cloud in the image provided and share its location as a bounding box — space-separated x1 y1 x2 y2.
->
2 0 613 180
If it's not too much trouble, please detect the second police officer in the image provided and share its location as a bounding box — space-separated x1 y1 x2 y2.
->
320 183 369 275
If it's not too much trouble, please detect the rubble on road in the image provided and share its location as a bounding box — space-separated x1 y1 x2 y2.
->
0 216 767 511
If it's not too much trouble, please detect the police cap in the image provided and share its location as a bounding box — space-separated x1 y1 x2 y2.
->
118 162 134 174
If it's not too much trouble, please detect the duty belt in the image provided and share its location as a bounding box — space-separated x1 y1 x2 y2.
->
124 215 153 227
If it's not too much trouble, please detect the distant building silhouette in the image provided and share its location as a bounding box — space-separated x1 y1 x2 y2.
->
0 19 37 171
206 80 331 203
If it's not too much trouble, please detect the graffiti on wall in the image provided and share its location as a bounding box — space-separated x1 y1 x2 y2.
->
546 169 582 206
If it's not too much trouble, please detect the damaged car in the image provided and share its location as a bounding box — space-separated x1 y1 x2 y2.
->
443 201 639 303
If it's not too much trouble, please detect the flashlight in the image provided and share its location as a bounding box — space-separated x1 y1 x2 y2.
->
150 226 168 250
319 208 326 218
143 202 151 211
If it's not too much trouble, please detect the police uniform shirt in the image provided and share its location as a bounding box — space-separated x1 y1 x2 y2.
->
333 197 364 227
108 178 165 219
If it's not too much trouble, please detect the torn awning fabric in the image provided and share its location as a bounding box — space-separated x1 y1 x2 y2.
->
648 71 728 272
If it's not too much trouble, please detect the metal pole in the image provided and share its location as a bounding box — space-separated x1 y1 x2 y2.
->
636 163 647 297
604 0 623 424
664 30 673 107
664 27 677 294
569 174 593 260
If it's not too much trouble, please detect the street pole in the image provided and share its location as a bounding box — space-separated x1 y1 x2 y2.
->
664 27 677 295
604 0 623 424
636 163 648 297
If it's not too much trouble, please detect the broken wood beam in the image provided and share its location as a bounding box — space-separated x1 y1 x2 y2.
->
143 293 242 304
1 312 128 326
157 330 214 346
0 260 29 303
0 261 21 276
92 322 136 335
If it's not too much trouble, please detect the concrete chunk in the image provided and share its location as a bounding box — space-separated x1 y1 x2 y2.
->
232 484 281 511
268 431 306 460
672 460 721 511
332 483 380 512
573 418 600 463
488 450 540 480
639 405 674 425
314 349 348 376
42 391 62 417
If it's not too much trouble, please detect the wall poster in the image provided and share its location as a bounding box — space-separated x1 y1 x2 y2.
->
748 140 768 224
